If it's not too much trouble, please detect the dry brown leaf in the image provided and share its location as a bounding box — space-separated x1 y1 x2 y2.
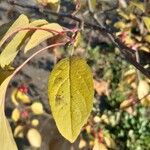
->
120 99 134 109
94 79 109 96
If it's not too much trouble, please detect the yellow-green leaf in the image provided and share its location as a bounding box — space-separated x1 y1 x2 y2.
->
0 17 48 68
48 56 94 142
88 0 97 12
11 89 19 106
11 108 20 122
143 17 150 32
130 1 145 12
118 11 129 20
0 75 18 150
14 125 24 138
74 32 82 48
0 31 27 68
0 111 18 150
114 21 126 29
0 14 29 46
24 23 63 52
139 46 150 53
0 14 29 68
144 34 150 43
48 2 60 12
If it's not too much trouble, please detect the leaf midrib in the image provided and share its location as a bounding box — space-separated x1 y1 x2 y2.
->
69 57 73 138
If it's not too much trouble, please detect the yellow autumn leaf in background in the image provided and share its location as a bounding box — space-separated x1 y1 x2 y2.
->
36 0 60 12
31 102 44 115
129 13 136 20
74 32 82 48
27 128 42 148
104 134 116 149
118 10 129 20
143 17 150 32
11 89 19 106
137 80 150 99
144 35 150 43
123 69 136 85
124 69 136 77
0 75 18 150
0 15 48 68
48 56 94 143
130 1 145 12
88 0 97 12
85 125 91 134
11 108 20 122
139 46 150 53
14 125 24 138
31 119 39 127
36 0 46 5
114 21 126 29
0 14 29 68
141 94 150 107
36 0 59 4
79 139 86 149
101 114 109 125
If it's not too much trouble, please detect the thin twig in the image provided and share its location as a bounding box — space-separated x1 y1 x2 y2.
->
135 50 141 81
12 43 66 76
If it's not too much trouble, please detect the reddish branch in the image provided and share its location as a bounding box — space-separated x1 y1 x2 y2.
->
0 26 75 49
12 42 66 76
5 1 150 78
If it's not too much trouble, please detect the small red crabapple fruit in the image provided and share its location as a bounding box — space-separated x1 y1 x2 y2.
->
21 110 29 119
18 85 28 94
